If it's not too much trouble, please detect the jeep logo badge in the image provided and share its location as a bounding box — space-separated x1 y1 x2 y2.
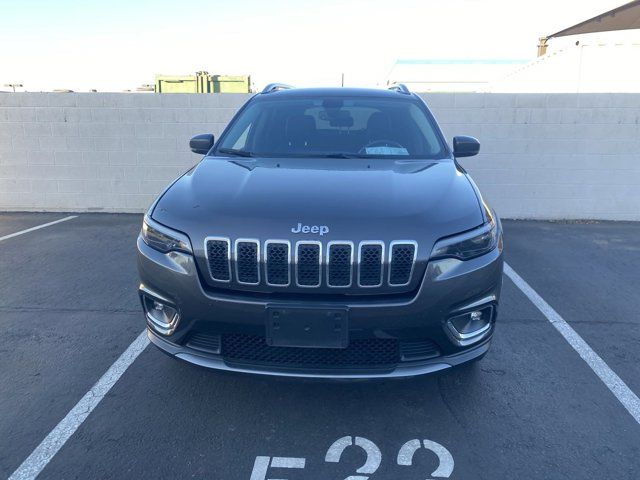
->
291 222 329 236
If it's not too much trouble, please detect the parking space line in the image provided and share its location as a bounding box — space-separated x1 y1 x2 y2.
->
0 216 78 243
8 330 149 480
504 262 640 425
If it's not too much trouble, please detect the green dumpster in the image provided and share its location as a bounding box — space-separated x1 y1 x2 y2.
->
155 72 251 93
155 75 199 93
210 75 251 93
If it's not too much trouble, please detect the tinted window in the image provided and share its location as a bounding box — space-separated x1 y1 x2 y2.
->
216 96 446 158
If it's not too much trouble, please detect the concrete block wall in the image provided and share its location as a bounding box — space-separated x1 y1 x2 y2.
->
0 92 639 220
430 93 640 220
0 93 251 212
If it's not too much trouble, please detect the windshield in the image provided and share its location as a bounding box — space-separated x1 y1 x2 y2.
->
215 96 447 159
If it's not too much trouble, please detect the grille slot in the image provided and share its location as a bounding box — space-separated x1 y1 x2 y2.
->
327 242 353 287
389 242 417 286
399 339 440 361
223 334 399 369
205 238 231 282
235 240 260 285
296 242 321 287
358 242 384 287
265 241 290 286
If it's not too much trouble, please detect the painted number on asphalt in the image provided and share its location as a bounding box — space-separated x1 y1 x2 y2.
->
249 436 454 479
325 436 382 479
397 439 455 478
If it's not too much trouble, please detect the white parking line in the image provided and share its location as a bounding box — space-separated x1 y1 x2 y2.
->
504 262 640 425
8 330 149 480
0 216 78 242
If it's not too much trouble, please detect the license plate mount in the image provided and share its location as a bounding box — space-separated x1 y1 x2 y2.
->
266 306 349 349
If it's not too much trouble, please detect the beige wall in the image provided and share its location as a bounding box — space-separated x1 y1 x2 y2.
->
1 92 639 220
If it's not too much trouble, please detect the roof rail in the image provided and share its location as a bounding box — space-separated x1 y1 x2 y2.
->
388 83 411 95
261 83 294 94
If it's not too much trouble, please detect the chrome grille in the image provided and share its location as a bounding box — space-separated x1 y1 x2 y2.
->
205 238 231 282
327 242 353 287
205 238 418 289
358 242 384 287
235 240 259 285
389 242 417 286
296 242 321 287
265 241 290 286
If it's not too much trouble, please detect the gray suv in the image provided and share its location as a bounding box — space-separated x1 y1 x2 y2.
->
137 84 503 378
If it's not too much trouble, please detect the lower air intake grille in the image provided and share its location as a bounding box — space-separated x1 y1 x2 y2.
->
389 243 416 286
399 339 440 361
222 334 399 369
186 332 221 354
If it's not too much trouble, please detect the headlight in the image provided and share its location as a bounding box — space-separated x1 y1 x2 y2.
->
140 215 192 254
430 220 499 260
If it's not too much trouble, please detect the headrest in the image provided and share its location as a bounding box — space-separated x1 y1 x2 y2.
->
367 112 391 135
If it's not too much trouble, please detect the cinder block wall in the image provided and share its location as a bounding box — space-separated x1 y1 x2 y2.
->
431 93 640 221
0 92 639 220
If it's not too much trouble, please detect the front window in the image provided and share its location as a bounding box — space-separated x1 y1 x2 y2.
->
215 95 446 159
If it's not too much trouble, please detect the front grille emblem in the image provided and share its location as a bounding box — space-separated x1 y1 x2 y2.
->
291 222 329 236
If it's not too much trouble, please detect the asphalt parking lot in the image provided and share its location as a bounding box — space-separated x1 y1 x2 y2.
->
1 213 639 480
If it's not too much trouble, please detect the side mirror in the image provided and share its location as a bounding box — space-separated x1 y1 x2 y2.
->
189 134 215 155
452 136 480 158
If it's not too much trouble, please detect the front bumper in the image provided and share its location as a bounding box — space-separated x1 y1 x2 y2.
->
147 327 492 378
137 236 503 378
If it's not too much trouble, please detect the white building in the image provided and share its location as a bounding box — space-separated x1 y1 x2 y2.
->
386 59 529 92
389 1 640 93
492 1 640 92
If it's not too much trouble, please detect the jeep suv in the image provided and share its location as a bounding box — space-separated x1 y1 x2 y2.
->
137 84 503 378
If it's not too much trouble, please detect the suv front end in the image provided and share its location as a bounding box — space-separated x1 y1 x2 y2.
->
137 85 504 378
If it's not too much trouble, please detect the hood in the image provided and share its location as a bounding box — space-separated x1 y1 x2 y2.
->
153 156 483 255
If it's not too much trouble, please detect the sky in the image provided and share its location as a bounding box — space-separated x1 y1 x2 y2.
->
0 0 628 91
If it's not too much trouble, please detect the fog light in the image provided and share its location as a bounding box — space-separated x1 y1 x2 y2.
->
446 306 493 345
142 295 179 335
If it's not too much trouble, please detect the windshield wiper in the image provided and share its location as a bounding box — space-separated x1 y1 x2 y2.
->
217 147 254 157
